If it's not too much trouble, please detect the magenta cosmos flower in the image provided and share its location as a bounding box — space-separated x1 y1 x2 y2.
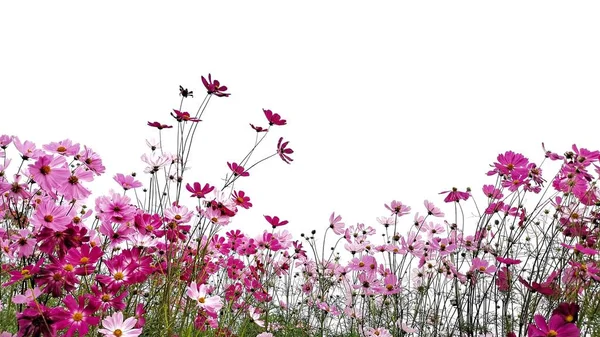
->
227 162 249 177
439 187 470 203
98 311 142 337
263 109 287 126
277 137 294 164
527 314 580 337
202 73 230 97
264 215 289 228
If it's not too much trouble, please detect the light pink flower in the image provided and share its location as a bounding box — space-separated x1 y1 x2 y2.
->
98 311 142 337
186 281 223 314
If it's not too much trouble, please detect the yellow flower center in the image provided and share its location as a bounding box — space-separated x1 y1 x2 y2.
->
547 330 558 337
57 146 67 153
64 264 74 272
114 329 123 337
566 314 574 322
198 297 205 304
44 215 54 222
114 271 124 280
80 257 89 264
72 312 83 321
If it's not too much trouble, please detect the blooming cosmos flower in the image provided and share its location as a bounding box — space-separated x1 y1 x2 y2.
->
147 121 172 129
28 154 70 197
527 314 579 337
171 109 201 122
439 187 470 203
227 162 249 177
98 311 142 337
186 281 223 314
202 73 230 97
264 215 289 228
329 212 345 235
186 182 214 198
263 109 287 126
113 173 142 190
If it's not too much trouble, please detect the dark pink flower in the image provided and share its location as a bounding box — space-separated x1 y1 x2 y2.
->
552 302 580 324
171 109 201 122
55 295 101 337
147 121 173 129
227 162 249 177
202 73 230 97
232 190 252 209
277 137 294 164
264 215 289 228
527 314 579 337
186 182 215 198
250 123 268 132
263 109 287 126
496 256 522 265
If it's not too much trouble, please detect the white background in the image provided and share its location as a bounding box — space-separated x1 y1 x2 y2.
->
1 2 599 242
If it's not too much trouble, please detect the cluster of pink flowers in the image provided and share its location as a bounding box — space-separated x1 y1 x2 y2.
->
1 72 598 337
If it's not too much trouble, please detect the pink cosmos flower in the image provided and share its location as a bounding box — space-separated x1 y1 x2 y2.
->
248 305 264 327
329 212 345 235
59 167 93 200
114 173 142 190
227 162 249 177
98 311 142 337
277 137 294 164
440 187 470 203
186 281 223 314
13 137 42 160
10 229 36 257
250 123 268 132
471 258 497 276
202 73 230 97
28 154 70 197
385 200 411 216
186 182 215 198
482 184 503 199
0 134 12 149
55 295 101 337
147 121 173 129
77 145 106 175
32 199 72 231
527 314 579 337
424 200 444 217
264 215 289 228
12 286 42 305
263 109 287 126
0 174 31 200
43 139 80 156
17 303 67 337
496 256 522 265
488 150 529 176
171 109 201 122
552 303 580 324
232 190 252 209
496 266 511 292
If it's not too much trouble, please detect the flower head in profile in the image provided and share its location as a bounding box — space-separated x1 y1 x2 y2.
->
228 162 249 177
202 73 230 97
277 137 294 164
264 215 289 228
171 110 201 122
439 187 470 203
98 311 142 337
263 109 287 126
186 182 215 199
147 121 173 129
114 173 142 190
